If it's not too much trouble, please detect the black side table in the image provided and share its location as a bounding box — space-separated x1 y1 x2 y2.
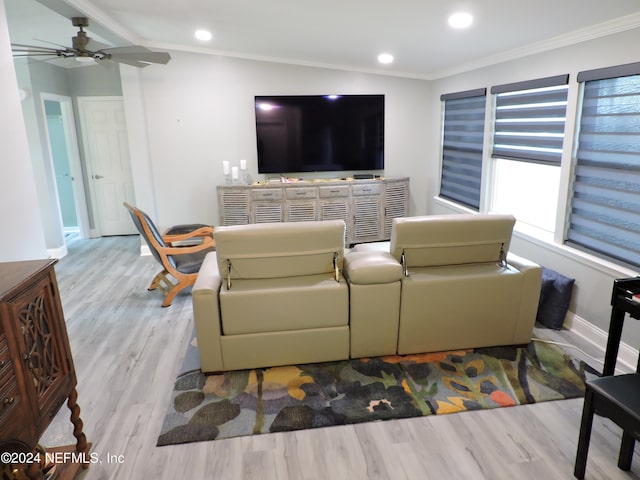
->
603 277 640 376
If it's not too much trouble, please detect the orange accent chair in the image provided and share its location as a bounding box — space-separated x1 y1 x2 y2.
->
124 202 215 307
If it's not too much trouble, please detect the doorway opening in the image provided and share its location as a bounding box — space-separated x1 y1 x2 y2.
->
45 100 77 234
42 94 89 244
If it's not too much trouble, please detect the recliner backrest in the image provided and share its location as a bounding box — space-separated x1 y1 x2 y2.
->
214 220 346 280
390 214 515 268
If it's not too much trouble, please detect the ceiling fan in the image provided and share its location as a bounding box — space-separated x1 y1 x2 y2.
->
11 17 171 68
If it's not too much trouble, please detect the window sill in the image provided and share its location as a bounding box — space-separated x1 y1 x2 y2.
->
512 227 637 279
432 195 637 279
431 196 477 215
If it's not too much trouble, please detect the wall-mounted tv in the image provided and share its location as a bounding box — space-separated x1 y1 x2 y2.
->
254 94 384 174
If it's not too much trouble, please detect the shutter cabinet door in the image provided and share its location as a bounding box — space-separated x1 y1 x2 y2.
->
219 188 249 225
383 180 409 238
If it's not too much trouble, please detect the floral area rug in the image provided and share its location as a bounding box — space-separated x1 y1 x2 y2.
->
157 334 598 446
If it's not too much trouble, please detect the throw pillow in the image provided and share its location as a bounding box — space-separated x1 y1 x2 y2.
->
536 267 575 330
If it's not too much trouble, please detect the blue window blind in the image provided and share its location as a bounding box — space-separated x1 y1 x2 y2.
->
491 75 569 165
567 63 640 268
440 88 486 210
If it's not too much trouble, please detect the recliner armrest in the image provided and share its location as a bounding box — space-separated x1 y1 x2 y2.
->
506 252 541 274
506 252 542 343
344 251 402 285
193 251 222 292
193 251 224 372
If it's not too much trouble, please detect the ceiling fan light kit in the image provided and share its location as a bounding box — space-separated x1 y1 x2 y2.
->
11 17 171 68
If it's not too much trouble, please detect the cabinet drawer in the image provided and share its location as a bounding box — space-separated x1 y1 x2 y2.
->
285 187 317 200
0 379 21 424
319 186 350 198
352 183 381 196
251 189 282 201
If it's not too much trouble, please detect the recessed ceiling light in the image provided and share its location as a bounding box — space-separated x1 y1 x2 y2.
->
378 53 394 64
195 29 213 41
448 12 473 29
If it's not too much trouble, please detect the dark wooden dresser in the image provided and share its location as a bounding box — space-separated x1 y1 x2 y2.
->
0 259 89 479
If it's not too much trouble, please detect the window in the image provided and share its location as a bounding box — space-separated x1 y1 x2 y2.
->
490 75 569 231
566 63 640 269
440 88 486 210
492 159 561 232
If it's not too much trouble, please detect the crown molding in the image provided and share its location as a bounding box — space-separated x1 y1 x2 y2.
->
432 12 640 79
145 41 434 81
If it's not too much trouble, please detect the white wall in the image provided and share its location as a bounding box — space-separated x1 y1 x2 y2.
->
122 53 432 229
15 59 68 250
0 0 46 261
12 57 123 250
428 26 640 349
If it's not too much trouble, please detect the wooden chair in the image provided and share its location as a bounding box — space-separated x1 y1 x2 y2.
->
124 202 215 307
574 373 640 479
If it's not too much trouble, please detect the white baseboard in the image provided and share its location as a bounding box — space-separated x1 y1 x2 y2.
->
565 311 637 374
47 244 68 259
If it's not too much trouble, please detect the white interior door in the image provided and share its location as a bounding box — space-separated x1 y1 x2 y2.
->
79 97 136 236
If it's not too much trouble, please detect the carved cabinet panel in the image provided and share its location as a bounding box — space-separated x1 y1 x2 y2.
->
0 259 88 479
10 270 74 436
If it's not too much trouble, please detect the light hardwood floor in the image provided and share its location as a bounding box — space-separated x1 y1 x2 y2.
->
39 235 638 480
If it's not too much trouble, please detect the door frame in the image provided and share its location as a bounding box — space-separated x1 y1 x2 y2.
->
40 93 90 240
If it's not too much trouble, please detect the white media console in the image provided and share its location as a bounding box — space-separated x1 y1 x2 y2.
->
217 177 409 245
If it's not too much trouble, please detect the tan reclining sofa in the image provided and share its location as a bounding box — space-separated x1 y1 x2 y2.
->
193 214 542 373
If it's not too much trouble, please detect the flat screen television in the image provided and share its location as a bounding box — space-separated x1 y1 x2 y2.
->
254 94 384 174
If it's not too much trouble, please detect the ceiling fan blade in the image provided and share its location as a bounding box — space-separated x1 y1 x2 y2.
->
12 50 60 56
111 52 171 65
101 45 152 54
12 52 61 58
100 56 152 68
102 46 171 65
11 43 61 53
33 38 71 49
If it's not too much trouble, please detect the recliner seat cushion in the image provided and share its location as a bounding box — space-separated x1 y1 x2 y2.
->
220 274 348 335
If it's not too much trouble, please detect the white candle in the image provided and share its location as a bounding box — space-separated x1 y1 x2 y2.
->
240 159 247 170
223 161 230 175
231 166 239 180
